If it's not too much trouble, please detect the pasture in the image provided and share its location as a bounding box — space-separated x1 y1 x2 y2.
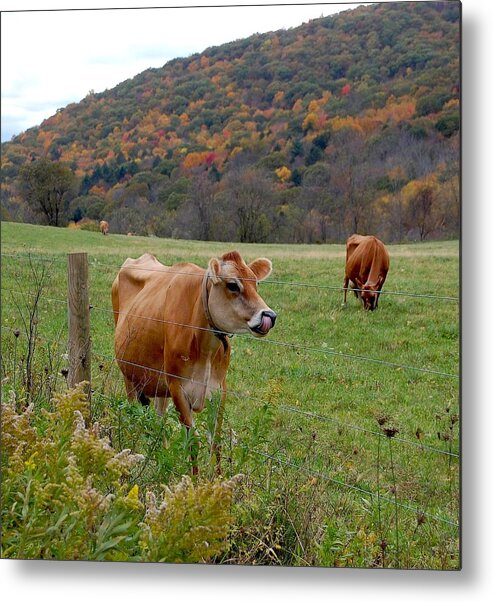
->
1 221 460 568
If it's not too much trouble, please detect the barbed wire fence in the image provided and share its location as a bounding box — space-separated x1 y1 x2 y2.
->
1 251 460 564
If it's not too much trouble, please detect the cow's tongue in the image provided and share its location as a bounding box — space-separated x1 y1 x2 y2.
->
260 315 272 333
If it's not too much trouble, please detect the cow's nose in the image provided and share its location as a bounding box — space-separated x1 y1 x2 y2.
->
262 309 277 328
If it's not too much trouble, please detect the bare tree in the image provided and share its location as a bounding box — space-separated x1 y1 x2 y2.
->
176 171 217 240
328 129 370 239
222 167 275 243
300 163 343 242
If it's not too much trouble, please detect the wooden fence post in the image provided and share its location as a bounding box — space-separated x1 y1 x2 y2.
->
67 252 91 399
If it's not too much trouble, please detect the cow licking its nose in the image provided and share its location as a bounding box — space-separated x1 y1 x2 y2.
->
250 309 277 335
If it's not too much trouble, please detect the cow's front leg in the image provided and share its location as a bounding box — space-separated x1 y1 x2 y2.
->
342 276 349 306
375 281 385 308
169 380 199 475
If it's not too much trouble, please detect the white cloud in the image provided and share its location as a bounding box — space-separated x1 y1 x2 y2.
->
1 1 369 142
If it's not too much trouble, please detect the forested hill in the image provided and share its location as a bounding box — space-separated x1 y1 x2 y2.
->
1 1 460 243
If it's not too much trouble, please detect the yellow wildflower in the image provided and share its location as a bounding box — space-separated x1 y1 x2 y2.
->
127 484 139 502
24 451 38 471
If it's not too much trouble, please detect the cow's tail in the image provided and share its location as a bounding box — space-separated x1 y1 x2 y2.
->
111 276 120 325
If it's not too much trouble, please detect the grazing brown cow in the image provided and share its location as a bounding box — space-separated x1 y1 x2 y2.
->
112 251 277 470
343 234 390 311
99 220 109 235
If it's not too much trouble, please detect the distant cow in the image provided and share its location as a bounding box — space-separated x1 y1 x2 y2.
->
343 234 390 310
100 220 109 235
112 251 277 470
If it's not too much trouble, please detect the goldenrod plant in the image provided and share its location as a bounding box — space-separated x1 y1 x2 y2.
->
1 383 240 562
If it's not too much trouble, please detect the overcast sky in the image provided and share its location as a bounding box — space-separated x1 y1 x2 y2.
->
1 1 370 143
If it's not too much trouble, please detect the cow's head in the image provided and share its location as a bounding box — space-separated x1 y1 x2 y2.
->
206 251 277 337
355 277 382 311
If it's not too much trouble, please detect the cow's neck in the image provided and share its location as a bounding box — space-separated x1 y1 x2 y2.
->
365 247 382 287
366 265 381 288
201 270 230 352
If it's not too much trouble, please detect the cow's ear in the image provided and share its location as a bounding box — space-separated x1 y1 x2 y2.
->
249 258 272 282
208 258 221 284
355 277 363 290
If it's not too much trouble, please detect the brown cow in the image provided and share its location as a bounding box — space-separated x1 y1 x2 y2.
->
112 251 277 469
100 220 109 235
343 234 390 311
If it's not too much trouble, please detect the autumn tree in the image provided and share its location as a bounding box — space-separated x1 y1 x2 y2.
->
17 158 77 226
374 165 407 242
402 177 444 240
440 135 460 238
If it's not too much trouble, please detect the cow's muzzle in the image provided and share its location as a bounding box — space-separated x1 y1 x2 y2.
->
250 309 277 336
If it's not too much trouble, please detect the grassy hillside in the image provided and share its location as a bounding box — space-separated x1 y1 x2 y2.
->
1 222 459 567
1 2 460 243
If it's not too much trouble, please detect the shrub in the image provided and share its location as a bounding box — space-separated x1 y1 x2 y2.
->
77 218 100 232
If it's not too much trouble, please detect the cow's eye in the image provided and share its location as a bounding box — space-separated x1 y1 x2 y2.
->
226 281 240 293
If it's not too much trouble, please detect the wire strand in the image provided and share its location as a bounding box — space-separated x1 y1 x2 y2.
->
91 350 460 524
0 252 460 301
87 302 459 379
274 403 459 458
1 287 69 306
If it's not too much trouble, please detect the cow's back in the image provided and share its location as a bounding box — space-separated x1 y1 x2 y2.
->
112 253 203 334
112 253 168 324
346 236 389 283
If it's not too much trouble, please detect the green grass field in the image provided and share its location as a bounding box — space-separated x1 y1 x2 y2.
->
1 221 460 568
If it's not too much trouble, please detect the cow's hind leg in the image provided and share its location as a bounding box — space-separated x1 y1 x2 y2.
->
123 376 152 408
138 391 151 406
123 376 140 401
